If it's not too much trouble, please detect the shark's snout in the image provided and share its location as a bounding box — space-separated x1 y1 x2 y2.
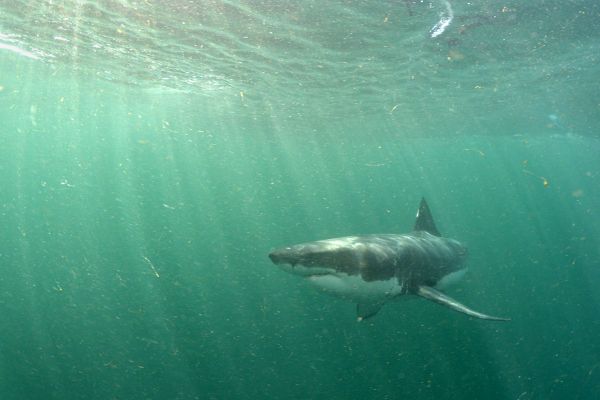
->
268 250 281 264
268 251 278 263
268 244 337 278
268 247 297 266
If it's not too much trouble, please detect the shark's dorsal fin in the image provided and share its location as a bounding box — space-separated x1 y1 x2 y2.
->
414 197 441 236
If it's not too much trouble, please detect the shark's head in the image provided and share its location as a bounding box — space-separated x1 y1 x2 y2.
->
268 238 359 277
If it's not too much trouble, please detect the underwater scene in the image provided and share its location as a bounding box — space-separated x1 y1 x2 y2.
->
0 1 599 399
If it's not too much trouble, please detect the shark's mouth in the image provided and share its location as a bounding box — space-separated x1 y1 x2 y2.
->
269 248 335 277
274 261 336 278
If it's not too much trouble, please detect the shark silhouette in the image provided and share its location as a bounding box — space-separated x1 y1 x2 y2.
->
269 198 509 321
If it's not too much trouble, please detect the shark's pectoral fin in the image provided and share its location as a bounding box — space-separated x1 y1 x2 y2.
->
356 302 384 322
417 286 510 321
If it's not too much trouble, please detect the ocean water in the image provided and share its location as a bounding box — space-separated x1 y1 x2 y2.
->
0 1 599 399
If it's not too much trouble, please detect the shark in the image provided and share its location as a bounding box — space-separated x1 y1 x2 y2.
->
268 198 509 322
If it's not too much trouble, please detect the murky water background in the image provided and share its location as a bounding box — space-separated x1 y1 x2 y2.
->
0 1 599 399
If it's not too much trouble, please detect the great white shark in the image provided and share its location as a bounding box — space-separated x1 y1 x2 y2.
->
268 198 509 322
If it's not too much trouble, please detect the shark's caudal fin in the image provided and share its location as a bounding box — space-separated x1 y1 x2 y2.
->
414 198 441 236
417 286 510 321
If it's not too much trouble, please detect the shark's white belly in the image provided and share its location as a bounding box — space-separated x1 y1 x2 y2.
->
307 273 405 303
306 268 467 303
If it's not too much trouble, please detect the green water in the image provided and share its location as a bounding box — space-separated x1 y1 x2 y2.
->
1 1 599 399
